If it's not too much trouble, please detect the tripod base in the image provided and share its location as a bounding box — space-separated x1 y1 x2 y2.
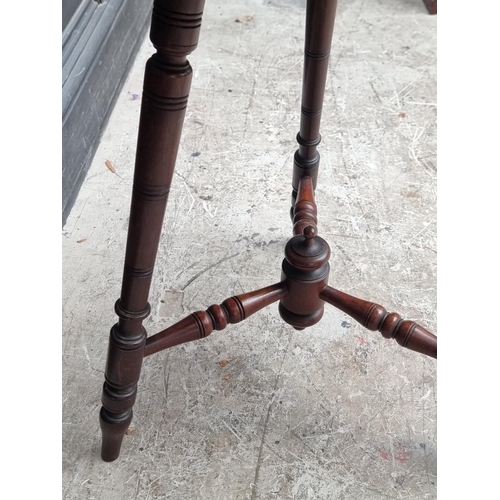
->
97 0 437 466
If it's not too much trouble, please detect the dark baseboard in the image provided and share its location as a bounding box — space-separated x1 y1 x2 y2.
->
62 0 153 226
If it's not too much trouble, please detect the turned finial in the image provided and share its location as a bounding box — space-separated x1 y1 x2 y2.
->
303 224 317 240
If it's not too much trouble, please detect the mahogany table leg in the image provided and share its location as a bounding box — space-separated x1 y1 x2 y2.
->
291 0 338 214
99 0 205 462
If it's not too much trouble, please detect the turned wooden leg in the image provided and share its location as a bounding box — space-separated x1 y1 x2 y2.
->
291 0 338 214
100 0 205 462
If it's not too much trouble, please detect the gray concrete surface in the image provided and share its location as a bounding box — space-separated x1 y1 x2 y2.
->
62 0 437 498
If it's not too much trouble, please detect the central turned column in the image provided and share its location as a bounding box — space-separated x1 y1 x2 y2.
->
279 224 331 330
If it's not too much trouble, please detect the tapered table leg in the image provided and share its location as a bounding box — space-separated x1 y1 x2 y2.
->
100 0 205 462
291 0 338 212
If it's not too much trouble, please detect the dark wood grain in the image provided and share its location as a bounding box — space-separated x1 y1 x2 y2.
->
292 176 318 236
144 282 288 357
279 223 331 330
291 0 338 208
320 286 437 358
100 0 205 462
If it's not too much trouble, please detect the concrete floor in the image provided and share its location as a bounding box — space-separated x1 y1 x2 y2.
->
62 0 437 498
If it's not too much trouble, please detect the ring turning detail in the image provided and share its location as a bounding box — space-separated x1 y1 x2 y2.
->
100 0 437 462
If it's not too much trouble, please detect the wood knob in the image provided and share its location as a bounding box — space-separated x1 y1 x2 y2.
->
303 225 317 240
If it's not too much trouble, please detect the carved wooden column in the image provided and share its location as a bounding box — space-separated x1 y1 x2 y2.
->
291 0 338 211
99 0 205 462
